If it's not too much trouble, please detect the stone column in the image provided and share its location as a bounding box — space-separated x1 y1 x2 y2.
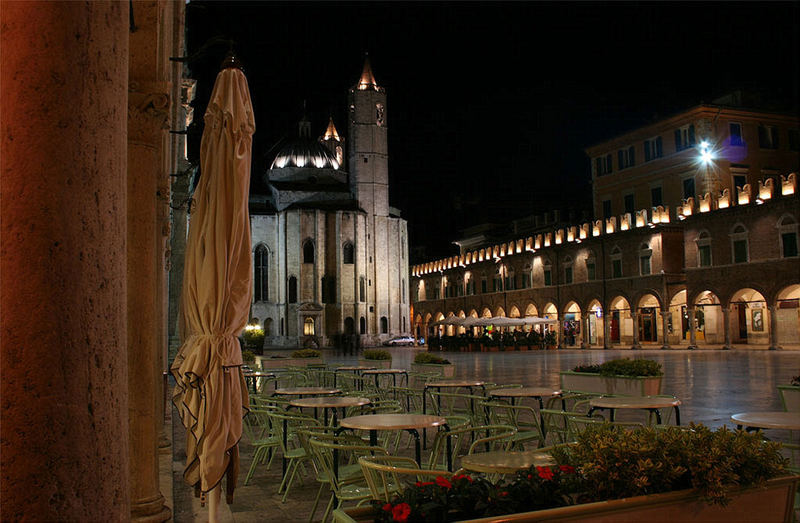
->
722 306 732 350
603 309 611 349
1 2 130 520
630 309 641 349
768 305 782 350
127 1 173 520
687 307 698 350
660 309 671 350
557 311 565 349
580 316 589 349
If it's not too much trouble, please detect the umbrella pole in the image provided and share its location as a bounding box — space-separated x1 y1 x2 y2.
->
208 485 221 523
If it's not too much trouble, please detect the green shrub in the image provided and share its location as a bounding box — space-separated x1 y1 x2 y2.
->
241 349 255 364
552 423 787 505
572 358 662 377
291 348 321 358
242 325 265 350
362 349 392 360
414 352 451 364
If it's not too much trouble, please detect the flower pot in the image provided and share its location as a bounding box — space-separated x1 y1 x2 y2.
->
778 385 800 412
559 370 662 396
410 362 455 378
334 475 799 523
358 358 392 369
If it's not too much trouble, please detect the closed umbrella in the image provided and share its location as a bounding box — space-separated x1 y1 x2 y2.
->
171 57 255 508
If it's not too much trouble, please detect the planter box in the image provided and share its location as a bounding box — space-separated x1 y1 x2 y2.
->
778 385 800 412
559 371 662 396
358 358 393 369
410 362 455 378
334 475 798 523
255 355 324 369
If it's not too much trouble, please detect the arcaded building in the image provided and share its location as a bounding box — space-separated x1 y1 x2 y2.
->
248 60 410 347
411 100 799 350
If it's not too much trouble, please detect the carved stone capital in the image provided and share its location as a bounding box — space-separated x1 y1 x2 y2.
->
128 81 171 143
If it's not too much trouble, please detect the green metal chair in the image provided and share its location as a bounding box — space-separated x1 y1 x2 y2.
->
480 401 544 450
427 423 517 471
243 406 282 485
266 410 321 501
359 455 452 502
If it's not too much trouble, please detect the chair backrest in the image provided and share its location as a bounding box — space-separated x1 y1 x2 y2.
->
427 424 516 470
359 455 453 502
569 417 644 434
539 409 597 445
390 386 424 413
266 410 321 452
308 438 389 493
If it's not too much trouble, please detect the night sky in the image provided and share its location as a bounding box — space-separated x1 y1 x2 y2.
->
185 1 798 261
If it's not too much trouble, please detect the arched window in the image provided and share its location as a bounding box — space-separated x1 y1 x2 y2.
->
696 230 712 267
730 224 749 263
254 245 269 301
264 318 273 336
610 246 622 278
303 239 314 264
359 316 366 335
343 241 355 264
288 276 298 303
585 252 597 281
778 215 798 258
639 243 652 275
563 256 573 284
380 316 388 333
303 317 315 335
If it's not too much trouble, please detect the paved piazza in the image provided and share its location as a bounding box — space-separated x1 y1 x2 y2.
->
171 347 800 522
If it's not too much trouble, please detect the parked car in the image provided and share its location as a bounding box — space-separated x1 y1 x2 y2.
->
383 335 416 346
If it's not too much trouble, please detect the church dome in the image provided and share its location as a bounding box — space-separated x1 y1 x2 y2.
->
270 137 340 170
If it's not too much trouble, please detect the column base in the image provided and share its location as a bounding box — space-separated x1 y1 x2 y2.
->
660 345 671 350
631 344 641 350
721 345 732 350
687 345 698 350
131 493 171 522
769 345 783 351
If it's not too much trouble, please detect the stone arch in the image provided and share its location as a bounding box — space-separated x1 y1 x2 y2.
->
481 307 492 318
302 238 315 264
607 295 631 346
494 306 506 317
585 298 604 347
775 284 800 345
508 305 521 318
524 303 539 317
635 290 663 310
691 290 723 345
635 292 662 344
467 309 478 318
729 287 769 345
264 317 273 336
562 300 581 347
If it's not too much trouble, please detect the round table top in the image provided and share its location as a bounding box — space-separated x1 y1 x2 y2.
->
589 396 681 409
731 411 800 430
336 366 377 372
459 450 556 474
362 368 407 375
339 413 447 431
274 387 342 396
290 396 371 409
489 387 562 398
426 380 485 388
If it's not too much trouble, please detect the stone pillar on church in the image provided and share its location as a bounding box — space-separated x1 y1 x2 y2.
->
630 308 641 350
722 306 733 350
126 1 175 520
603 308 611 349
687 307 698 350
768 304 782 350
660 308 671 350
0 3 130 520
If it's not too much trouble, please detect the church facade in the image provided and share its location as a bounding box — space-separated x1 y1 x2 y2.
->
249 60 410 347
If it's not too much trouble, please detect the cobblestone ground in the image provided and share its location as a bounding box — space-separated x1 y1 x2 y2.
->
171 347 800 522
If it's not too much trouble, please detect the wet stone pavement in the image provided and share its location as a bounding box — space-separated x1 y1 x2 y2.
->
171 347 800 522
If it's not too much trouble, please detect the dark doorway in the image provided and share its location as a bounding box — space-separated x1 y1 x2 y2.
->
638 307 657 342
610 311 620 343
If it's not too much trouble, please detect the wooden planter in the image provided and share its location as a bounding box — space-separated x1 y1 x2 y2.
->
256 355 324 369
333 475 798 523
358 358 392 369
410 362 455 377
559 371 662 396
778 385 800 412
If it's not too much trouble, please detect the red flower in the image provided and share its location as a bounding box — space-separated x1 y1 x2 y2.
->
435 476 452 489
527 474 533 480
453 474 473 483
415 481 434 487
559 465 575 474
500 491 508 497
383 503 393 512
536 466 554 480
392 502 411 522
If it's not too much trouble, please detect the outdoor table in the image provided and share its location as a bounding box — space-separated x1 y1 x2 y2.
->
731 411 800 432
289 396 371 426
459 449 556 475
273 387 341 397
338 413 451 470
422 380 486 448
333 366 377 389
587 396 682 425
361 368 408 396
242 371 276 394
488 387 564 437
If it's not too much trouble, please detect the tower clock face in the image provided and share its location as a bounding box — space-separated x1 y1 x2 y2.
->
376 103 385 126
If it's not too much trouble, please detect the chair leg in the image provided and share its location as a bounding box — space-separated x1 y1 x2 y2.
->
308 483 327 522
321 494 335 523
244 446 266 486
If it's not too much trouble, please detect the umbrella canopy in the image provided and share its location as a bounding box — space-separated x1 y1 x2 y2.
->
431 316 465 326
171 63 255 503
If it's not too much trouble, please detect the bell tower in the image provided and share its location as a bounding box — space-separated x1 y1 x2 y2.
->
348 55 389 217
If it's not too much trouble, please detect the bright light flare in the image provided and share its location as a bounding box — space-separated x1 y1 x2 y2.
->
697 139 716 165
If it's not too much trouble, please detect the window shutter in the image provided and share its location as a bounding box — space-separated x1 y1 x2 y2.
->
688 124 696 145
